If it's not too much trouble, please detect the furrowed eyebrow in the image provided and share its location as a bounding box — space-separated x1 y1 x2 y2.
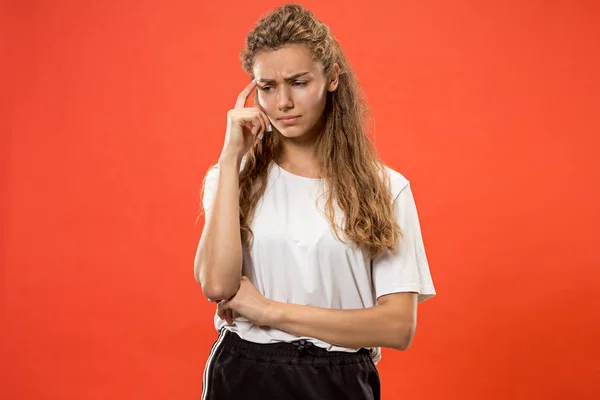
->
257 72 310 83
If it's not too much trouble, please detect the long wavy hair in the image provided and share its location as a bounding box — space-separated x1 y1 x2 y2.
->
202 4 402 259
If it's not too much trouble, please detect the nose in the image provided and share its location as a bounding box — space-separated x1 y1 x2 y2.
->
277 86 294 111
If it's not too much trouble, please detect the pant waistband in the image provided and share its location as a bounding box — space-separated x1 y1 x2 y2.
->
218 329 372 365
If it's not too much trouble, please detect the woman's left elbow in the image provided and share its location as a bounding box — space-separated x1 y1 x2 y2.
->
391 321 416 351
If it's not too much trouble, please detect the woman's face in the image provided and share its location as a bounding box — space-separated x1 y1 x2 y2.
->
253 44 339 140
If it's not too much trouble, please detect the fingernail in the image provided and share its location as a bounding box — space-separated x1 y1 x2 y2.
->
252 78 256 83
258 133 263 140
267 124 272 132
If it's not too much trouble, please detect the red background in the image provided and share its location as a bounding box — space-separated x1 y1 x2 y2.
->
2 0 599 399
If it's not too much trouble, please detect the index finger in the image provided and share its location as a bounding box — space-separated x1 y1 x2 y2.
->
234 79 258 109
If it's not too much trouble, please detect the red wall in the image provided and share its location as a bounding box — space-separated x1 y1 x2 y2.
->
2 1 599 399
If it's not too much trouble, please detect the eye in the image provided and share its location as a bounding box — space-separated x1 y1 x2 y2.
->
292 81 307 87
258 86 273 92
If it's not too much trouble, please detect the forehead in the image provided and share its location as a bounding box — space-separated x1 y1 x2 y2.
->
253 44 322 78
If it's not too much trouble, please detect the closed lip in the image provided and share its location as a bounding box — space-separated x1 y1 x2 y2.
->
277 115 301 121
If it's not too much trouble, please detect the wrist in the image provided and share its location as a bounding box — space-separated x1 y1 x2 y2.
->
267 300 286 327
218 152 242 168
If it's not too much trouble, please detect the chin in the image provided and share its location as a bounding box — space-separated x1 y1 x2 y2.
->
277 120 321 138
276 125 308 138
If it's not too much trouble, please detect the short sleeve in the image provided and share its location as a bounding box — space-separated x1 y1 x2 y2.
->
201 164 220 217
371 182 436 303
201 157 246 217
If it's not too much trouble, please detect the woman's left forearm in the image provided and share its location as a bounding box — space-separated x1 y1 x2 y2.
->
267 300 416 350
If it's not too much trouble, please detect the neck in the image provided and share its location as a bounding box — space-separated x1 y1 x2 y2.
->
275 115 327 178
277 139 318 176
276 130 322 178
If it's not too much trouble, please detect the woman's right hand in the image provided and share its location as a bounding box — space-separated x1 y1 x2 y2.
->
220 80 270 161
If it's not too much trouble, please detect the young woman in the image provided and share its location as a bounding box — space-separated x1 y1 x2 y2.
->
194 4 436 400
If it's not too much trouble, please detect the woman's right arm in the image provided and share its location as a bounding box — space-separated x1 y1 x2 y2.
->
193 79 270 301
194 154 244 301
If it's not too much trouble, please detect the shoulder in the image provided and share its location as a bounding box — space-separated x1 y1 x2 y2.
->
380 164 410 201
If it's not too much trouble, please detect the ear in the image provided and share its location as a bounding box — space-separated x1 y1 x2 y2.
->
327 63 341 92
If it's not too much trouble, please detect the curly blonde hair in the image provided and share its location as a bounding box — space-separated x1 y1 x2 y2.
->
204 4 402 259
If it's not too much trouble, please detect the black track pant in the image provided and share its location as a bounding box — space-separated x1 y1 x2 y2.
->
201 329 381 400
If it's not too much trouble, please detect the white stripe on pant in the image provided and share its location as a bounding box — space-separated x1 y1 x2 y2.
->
201 329 227 400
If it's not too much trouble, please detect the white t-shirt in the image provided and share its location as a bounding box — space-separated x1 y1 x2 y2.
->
201 159 436 364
